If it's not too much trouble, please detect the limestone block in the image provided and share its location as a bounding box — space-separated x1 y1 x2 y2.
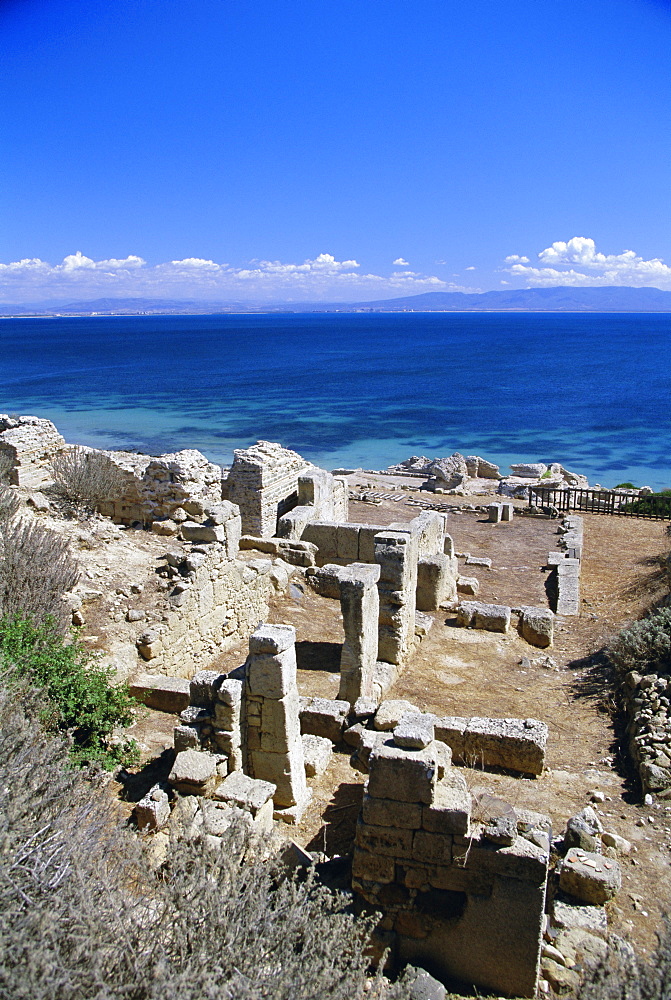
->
488 503 503 523
458 832 549 884
129 674 190 713
367 741 439 804
247 648 297 700
559 850 621 904
463 717 548 775
337 523 360 561
168 749 218 796
301 733 333 776
434 716 468 761
217 678 243 706
181 521 227 543
521 607 555 648
275 539 318 567
302 521 338 560
551 900 608 935
501 502 514 521
307 563 347 599
134 784 171 831
466 555 492 569
456 575 479 596
555 558 581 615
412 829 453 865
338 562 381 704
212 770 276 817
351 847 396 884
350 729 389 772
422 770 471 835
174 724 202 752
375 699 420 731
358 524 384 563
411 511 446 558
417 554 454 611
355 816 414 858
249 744 308 809
258 689 302 751
443 534 455 557
300 697 350 743
394 715 435 750
457 601 510 633
190 670 225 706
375 529 419 666
362 793 423 829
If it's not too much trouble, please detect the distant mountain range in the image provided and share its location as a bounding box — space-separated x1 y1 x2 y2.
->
1 285 670 316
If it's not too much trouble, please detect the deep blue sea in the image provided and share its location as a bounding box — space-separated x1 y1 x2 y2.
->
0 312 669 490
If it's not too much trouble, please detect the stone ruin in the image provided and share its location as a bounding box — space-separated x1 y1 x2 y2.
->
1 414 631 996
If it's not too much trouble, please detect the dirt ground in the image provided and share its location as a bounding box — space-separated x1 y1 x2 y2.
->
124 481 671 965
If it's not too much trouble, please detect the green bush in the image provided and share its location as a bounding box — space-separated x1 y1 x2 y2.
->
624 490 671 518
608 607 671 680
0 614 137 768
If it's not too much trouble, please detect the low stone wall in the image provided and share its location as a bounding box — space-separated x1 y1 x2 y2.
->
352 724 549 997
135 545 271 677
0 414 66 487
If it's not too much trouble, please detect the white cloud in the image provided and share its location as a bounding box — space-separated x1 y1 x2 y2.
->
503 237 671 288
464 265 477 271
393 257 409 267
0 250 475 304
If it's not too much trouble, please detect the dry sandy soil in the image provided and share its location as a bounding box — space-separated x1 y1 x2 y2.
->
123 477 671 967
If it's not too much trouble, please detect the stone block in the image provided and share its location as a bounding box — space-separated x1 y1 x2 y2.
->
190 670 225 706
394 715 435 750
249 744 308 809
134 784 170 831
362 793 423 830
351 847 396 884
212 770 276 817
368 740 439 804
456 575 479 596
168 749 218 796
555 558 581 615
358 524 383 563
463 717 547 775
337 523 361 561
422 770 471 835
129 674 190 713
247 647 297 700
501 502 514 521
551 900 608 935
302 521 338 560
181 521 227 543
488 503 503 523
355 817 414 858
521 607 554 648
249 623 296 655
300 697 350 743
433 717 468 761
412 829 453 865
465 555 492 569
457 832 549 884
375 699 420 731
301 733 333 776
474 603 510 633
559 850 621 904
174 724 202 752
417 554 454 611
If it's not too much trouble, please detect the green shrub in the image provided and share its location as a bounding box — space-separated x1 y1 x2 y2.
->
624 490 671 518
608 607 671 679
615 482 637 489
0 614 137 768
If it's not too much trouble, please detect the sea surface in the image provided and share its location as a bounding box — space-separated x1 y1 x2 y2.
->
0 312 669 490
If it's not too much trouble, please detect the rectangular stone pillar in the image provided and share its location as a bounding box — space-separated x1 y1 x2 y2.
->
338 562 381 706
417 553 456 611
488 503 503 523
245 624 311 822
374 529 419 666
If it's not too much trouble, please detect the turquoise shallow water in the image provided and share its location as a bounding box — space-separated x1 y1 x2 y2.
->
0 312 669 489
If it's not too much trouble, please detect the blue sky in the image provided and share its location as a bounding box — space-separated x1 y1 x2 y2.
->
2 0 671 304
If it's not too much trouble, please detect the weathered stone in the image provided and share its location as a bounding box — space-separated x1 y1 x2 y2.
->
168 749 218 795
559 850 621 904
456 575 480 596
521 607 554 648
173 724 202 752
338 562 381 705
375 529 419 667
417 554 456 611
248 623 295 655
551 900 608 935
510 462 547 478
463 717 547 775
375 699 420 731
368 740 439 804
362 793 423 830
422 769 470 835
301 733 333 776
190 670 225 706
134 784 171 831
394 715 435 750
129 674 190 712
487 503 503 523
300 697 350 743
457 601 510 633
212 770 276 817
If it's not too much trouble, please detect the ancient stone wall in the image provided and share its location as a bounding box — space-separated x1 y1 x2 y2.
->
135 545 271 677
352 721 549 997
225 440 312 537
276 468 349 539
0 414 66 487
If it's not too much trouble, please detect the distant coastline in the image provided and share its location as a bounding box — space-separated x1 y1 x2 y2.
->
1 285 671 318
